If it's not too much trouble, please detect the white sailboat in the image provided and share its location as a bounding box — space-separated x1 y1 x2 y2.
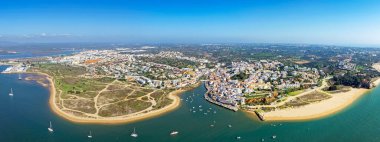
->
170 131 179 136
48 121 54 132
130 128 138 138
88 131 93 138
9 88 13 96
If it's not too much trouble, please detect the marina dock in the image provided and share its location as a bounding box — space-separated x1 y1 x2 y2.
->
204 93 239 111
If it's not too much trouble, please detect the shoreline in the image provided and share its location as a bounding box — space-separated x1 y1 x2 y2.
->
256 77 380 122
17 71 201 124
12 68 380 122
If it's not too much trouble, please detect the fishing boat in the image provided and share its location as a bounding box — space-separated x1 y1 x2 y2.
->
9 88 13 96
48 121 54 132
88 131 92 138
170 131 179 136
130 128 138 138
236 136 241 140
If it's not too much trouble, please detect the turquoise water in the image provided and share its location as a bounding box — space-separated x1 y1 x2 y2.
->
1 65 380 142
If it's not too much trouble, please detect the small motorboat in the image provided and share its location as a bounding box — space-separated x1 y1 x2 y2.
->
170 131 179 136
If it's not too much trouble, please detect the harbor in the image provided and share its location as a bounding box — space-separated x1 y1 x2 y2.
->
204 93 239 112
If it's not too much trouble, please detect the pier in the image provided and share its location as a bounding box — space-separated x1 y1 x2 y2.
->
254 109 265 121
204 93 239 111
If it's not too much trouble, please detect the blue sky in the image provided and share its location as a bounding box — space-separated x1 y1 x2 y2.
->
0 0 379 46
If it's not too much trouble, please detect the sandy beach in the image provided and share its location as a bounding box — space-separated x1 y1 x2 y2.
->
372 63 380 72
30 72 200 124
260 67 380 121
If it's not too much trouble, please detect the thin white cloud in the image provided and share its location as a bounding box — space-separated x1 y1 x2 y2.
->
22 34 31 38
0 33 78 42
39 33 73 37
17 33 75 38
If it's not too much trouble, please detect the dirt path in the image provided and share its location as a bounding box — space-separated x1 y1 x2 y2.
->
93 79 118 115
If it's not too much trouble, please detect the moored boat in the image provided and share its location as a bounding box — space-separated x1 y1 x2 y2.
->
170 131 179 136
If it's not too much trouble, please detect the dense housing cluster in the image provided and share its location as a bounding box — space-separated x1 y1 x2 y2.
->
207 60 324 109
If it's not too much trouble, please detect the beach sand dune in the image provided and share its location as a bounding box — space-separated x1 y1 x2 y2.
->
372 63 380 72
262 88 369 121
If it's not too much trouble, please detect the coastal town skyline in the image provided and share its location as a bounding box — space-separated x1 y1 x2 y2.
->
2 1 380 142
2 43 380 142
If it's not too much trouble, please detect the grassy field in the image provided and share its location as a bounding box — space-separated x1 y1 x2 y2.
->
288 90 305 96
323 85 351 94
98 100 152 117
279 91 331 109
32 63 177 118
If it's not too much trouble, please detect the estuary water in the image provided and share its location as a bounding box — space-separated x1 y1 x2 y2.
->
1 65 380 142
